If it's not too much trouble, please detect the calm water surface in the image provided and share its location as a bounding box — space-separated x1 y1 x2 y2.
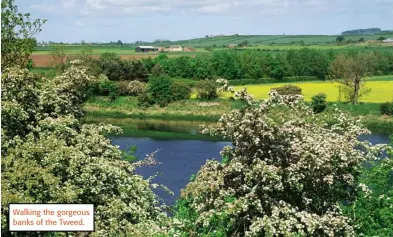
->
111 133 390 206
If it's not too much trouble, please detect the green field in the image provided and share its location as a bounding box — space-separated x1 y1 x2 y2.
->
220 76 393 103
33 33 393 56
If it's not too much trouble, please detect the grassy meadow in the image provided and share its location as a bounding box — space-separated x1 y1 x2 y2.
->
219 76 393 103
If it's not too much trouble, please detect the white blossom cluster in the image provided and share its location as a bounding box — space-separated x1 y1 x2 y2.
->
1 64 170 236
216 78 234 93
181 87 387 236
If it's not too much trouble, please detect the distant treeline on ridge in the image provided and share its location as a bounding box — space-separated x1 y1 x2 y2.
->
341 28 392 35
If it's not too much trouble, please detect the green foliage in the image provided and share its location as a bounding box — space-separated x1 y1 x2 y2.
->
117 80 146 96
336 35 345 43
378 36 387 41
151 63 165 76
269 54 287 80
94 53 148 81
380 101 393 116
273 84 302 95
194 54 213 79
98 78 118 96
171 199 234 237
311 93 328 114
195 80 218 100
1 0 46 70
148 75 173 107
141 57 155 72
286 48 329 80
239 40 250 47
126 60 148 81
122 145 138 163
211 51 244 79
137 90 155 108
169 81 191 101
138 77 191 107
342 137 393 236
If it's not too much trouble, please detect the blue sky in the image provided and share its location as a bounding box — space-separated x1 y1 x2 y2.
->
16 0 393 43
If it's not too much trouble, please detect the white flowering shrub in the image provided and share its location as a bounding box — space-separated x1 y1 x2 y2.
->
174 88 387 236
1 63 170 236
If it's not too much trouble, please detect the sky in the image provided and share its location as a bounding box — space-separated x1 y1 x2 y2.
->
15 0 393 43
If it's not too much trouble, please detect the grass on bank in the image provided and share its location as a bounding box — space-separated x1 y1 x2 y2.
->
84 96 393 134
84 96 243 121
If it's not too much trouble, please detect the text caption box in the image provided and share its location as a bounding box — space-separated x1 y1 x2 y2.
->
9 204 94 232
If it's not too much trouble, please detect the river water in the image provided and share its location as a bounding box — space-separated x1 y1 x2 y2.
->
111 131 390 206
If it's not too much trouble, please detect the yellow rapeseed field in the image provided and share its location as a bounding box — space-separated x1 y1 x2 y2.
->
220 80 393 103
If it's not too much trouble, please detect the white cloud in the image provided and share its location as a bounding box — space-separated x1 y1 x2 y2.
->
29 0 393 17
61 0 77 9
30 3 56 13
48 0 339 16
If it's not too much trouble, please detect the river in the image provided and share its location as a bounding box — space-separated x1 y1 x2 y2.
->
108 118 391 206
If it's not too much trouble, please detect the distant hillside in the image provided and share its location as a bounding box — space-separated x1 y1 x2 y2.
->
145 34 393 47
341 28 392 35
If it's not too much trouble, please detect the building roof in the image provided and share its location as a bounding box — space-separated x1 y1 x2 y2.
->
137 46 156 49
382 38 393 42
228 44 238 46
169 45 182 48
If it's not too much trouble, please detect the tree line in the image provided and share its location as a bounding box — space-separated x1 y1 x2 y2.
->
74 49 393 82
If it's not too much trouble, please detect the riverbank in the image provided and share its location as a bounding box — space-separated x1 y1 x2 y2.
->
84 96 393 137
84 96 242 121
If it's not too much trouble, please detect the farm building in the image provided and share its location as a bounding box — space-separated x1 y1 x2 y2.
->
183 46 196 52
382 38 393 43
135 46 157 53
228 44 238 48
158 47 166 52
167 45 183 52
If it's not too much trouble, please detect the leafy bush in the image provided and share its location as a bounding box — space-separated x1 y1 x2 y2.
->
195 80 218 100
95 52 124 81
273 84 302 95
127 60 149 81
97 78 118 96
148 75 173 107
311 93 328 113
380 102 393 115
117 80 146 96
170 81 191 101
137 90 155 108
94 53 148 81
151 63 165 76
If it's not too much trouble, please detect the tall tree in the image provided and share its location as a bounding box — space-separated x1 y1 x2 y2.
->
50 44 67 72
1 0 46 70
336 35 345 43
329 52 376 104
